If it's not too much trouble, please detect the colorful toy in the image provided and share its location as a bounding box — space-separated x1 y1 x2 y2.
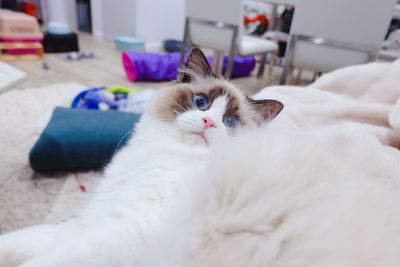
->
120 89 156 114
122 51 256 82
70 86 137 111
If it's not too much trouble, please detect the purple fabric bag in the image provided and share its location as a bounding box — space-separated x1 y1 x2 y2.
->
122 51 256 82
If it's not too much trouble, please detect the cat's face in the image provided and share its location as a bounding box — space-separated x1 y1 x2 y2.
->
148 48 283 146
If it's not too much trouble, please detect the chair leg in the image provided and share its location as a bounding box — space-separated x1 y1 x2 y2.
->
179 43 187 69
280 34 297 85
213 50 224 76
279 61 291 85
224 47 235 79
268 54 275 81
312 71 318 82
178 18 190 81
257 53 267 79
295 69 302 85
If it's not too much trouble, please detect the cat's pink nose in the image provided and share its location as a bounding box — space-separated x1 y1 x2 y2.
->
203 117 217 129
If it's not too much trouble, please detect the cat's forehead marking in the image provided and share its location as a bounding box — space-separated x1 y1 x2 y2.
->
208 87 226 103
206 86 242 118
197 86 241 117
161 82 247 123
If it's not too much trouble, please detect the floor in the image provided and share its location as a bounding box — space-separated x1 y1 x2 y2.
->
8 33 164 90
0 83 99 234
7 32 291 96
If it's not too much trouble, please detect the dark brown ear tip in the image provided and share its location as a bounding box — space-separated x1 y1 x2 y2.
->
247 98 284 107
276 100 284 111
190 47 203 54
188 47 206 60
268 100 284 117
248 98 284 121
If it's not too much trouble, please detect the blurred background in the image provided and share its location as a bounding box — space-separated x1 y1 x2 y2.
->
0 0 399 92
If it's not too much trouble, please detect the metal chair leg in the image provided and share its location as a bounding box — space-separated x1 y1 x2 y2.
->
279 61 291 85
295 69 303 85
213 50 224 76
280 34 296 85
178 18 190 81
257 53 267 79
268 54 275 81
311 71 318 82
224 47 235 79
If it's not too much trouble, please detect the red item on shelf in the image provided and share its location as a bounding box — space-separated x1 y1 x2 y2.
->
244 14 270 28
21 2 38 18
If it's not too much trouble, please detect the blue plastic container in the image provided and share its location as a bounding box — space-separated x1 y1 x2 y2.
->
48 21 71 35
163 39 183 52
114 36 145 52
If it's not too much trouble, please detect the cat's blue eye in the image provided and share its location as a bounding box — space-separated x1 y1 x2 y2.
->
193 95 208 111
224 115 239 128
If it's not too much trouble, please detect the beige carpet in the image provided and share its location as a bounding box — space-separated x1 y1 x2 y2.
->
0 83 102 234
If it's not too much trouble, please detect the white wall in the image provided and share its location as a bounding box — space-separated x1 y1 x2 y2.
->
90 0 103 37
136 0 185 43
45 0 78 31
101 0 185 46
101 0 136 41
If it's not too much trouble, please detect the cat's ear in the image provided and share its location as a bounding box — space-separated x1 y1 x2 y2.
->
179 48 214 83
248 98 284 122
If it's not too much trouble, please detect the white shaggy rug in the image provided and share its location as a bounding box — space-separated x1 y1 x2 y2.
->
0 84 101 233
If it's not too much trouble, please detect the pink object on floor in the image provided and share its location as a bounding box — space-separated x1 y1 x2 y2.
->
1 37 43 55
122 51 138 81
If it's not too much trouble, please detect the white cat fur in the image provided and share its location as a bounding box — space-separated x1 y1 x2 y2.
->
140 121 400 267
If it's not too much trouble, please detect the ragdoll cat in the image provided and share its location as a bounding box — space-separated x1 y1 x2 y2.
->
139 123 400 267
0 48 284 267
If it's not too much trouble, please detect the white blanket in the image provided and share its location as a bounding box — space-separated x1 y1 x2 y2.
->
254 59 400 147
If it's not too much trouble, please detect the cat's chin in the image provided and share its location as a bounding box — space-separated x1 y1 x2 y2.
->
180 129 226 147
182 133 209 146
179 131 213 146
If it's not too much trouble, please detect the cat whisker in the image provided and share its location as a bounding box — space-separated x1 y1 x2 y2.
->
160 118 177 123
167 96 187 113
112 128 135 156
160 101 183 115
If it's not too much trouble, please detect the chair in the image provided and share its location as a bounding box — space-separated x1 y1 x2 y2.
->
280 0 396 84
180 0 279 79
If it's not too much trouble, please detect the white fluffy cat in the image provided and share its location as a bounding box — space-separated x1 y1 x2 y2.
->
1 48 400 267
0 48 283 267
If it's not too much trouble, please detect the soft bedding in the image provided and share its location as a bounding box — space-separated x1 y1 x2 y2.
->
254 59 400 147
